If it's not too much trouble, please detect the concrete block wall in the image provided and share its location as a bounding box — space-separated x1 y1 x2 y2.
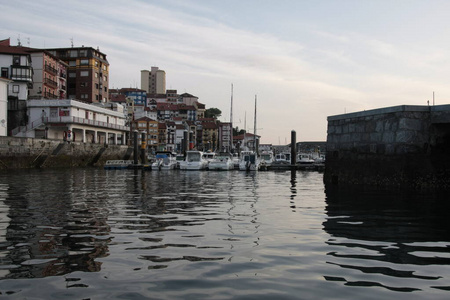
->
324 105 450 188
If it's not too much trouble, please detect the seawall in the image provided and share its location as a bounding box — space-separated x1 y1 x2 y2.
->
0 136 132 170
324 105 450 188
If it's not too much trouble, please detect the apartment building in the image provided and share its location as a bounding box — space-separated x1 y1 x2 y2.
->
28 49 68 100
141 67 165 94
46 46 109 103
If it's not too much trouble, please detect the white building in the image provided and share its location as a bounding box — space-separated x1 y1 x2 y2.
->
0 77 10 136
12 99 129 144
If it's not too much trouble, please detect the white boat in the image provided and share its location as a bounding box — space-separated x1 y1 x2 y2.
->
208 152 234 170
151 151 177 170
175 154 185 169
274 152 291 164
179 150 208 170
259 151 274 170
297 153 315 169
239 150 260 171
202 152 216 164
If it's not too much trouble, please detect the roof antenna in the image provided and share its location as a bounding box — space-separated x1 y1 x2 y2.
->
17 34 21 46
70 37 74 48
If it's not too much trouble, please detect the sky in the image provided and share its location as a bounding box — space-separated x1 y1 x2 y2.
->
2 0 450 144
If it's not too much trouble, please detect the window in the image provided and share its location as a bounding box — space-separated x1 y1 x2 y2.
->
69 61 76 67
12 85 19 93
95 83 99 89
79 50 87 57
80 71 89 77
80 82 87 87
13 56 20 65
69 72 76 78
80 59 89 65
1 68 8 78
70 50 77 58
59 108 70 116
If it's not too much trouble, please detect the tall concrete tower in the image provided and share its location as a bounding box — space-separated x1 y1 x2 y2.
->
141 67 166 94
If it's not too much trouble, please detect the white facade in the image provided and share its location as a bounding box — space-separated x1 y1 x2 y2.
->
0 78 10 136
13 99 129 144
0 53 32 100
134 107 157 121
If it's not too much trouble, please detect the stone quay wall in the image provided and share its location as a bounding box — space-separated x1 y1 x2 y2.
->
324 105 450 188
0 136 132 170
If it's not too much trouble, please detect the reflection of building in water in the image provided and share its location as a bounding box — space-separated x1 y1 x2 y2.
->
0 183 11 278
0 170 111 279
323 184 450 289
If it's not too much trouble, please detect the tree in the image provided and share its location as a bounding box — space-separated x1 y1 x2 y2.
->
205 108 222 119
233 126 246 136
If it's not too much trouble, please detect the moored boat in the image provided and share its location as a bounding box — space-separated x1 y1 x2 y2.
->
239 150 260 171
104 160 133 170
151 151 177 170
297 153 316 170
179 150 208 170
259 151 274 170
202 152 216 167
274 152 291 164
208 152 234 170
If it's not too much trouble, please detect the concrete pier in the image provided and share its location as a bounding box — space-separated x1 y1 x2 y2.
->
324 104 450 188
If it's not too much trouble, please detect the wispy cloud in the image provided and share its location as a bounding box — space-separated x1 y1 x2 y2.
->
3 0 450 142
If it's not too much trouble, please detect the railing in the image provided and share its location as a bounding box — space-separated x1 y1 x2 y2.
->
44 92 58 99
10 74 32 82
45 78 58 88
47 116 129 131
11 116 129 137
45 65 57 75
11 118 45 136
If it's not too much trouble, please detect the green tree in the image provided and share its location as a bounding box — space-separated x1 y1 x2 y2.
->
233 126 246 136
205 108 222 119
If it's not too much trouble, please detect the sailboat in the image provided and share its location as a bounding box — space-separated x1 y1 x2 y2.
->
239 95 261 171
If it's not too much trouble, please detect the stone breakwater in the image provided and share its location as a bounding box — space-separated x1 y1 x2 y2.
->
324 105 450 188
0 136 131 169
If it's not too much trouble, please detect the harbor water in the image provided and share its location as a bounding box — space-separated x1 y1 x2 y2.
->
0 168 450 299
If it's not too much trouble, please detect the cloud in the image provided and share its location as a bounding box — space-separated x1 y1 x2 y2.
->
3 0 450 143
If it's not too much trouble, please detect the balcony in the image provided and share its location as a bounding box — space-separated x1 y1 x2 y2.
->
46 116 129 131
44 92 58 99
45 65 57 75
10 65 32 82
45 78 58 88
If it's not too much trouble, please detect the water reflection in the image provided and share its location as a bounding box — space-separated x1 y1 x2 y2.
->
1 169 450 299
323 184 450 292
0 169 111 279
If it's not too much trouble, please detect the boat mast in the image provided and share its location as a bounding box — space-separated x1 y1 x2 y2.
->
254 95 257 154
230 83 233 153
